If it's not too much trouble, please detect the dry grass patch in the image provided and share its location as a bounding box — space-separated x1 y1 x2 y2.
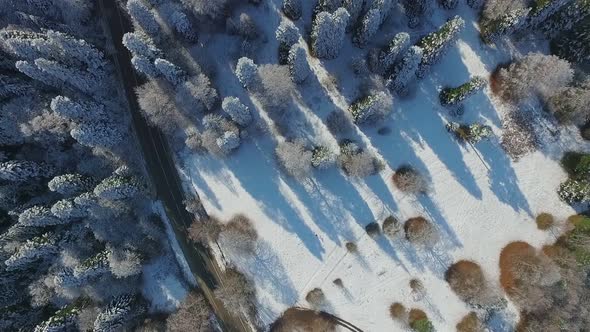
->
535 213 554 230
445 260 486 306
389 302 407 321
456 312 484 332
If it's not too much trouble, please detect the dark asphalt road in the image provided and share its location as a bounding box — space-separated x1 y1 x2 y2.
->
97 1 250 331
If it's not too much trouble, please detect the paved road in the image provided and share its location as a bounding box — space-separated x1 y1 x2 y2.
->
97 1 250 331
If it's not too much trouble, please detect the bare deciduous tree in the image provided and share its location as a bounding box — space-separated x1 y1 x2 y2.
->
166 290 213 332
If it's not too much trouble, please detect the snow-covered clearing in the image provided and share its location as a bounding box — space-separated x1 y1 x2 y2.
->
179 2 589 330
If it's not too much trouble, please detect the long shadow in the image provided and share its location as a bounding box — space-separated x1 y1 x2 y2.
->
419 195 462 247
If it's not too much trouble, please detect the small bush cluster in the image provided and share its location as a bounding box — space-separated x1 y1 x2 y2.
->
404 217 437 246
535 213 554 230
558 152 590 204
338 140 381 177
392 166 428 195
305 288 325 307
439 76 486 106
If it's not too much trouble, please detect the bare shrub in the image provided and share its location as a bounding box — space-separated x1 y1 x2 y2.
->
188 216 222 245
409 279 425 299
136 79 187 134
497 53 573 103
404 217 437 245
383 215 402 239
338 141 380 177
166 290 213 332
184 127 202 152
392 165 428 194
408 308 432 331
305 288 325 306
275 140 312 179
501 110 539 160
270 307 336 332
535 213 554 230
389 302 407 322
184 198 203 216
219 214 258 255
326 111 354 135
445 260 488 307
214 268 256 315
456 312 485 332
365 222 381 237
107 248 142 278
258 64 295 111
345 241 357 253
175 74 219 115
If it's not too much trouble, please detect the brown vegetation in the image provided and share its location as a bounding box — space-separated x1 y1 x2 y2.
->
345 241 357 253
408 308 427 325
383 215 401 239
219 214 258 255
456 312 484 332
166 290 213 332
365 222 381 237
404 217 437 245
270 308 336 332
305 288 325 306
535 213 554 230
445 260 486 306
392 166 428 194
187 216 221 245
389 302 407 321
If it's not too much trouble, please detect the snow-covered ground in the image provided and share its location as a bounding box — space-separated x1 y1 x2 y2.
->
179 2 589 330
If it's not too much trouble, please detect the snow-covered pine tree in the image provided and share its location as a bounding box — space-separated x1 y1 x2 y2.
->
0 29 51 61
558 178 590 203
33 58 102 95
542 0 590 37
131 55 159 77
94 294 143 332
317 0 343 12
70 120 124 150
169 8 197 41
282 0 302 20
48 174 96 197
50 96 106 122
4 233 57 271
402 0 435 28
46 30 107 72
467 0 484 9
33 303 79 332
439 0 458 10
154 58 185 86
122 32 160 59
216 131 240 154
311 8 350 59
528 0 570 29
552 18 590 65
349 91 394 124
372 32 410 75
386 46 423 94
439 76 487 106
126 0 160 36
416 15 465 78
288 43 311 84
343 0 364 30
15 60 64 89
0 160 56 182
93 175 143 201
481 8 530 43
50 199 87 220
72 249 110 284
235 57 259 89
222 97 252 126
0 75 32 99
446 121 493 143
311 146 335 169
18 206 62 227
354 0 394 47
276 20 300 64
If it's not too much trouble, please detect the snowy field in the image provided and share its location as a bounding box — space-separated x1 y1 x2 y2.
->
179 2 589 330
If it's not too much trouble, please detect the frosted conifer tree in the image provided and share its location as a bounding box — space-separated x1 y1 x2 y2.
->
343 0 364 30
0 160 55 182
354 9 381 47
50 96 106 122
481 8 530 43
222 97 252 126
0 29 51 61
34 304 79 332
154 58 185 86
126 0 160 35
70 120 124 149
373 32 410 74
34 58 102 94
542 0 590 37
131 55 158 77
386 46 423 94
317 0 343 12
50 199 87 220
15 60 64 89
46 30 107 71
467 0 484 9
94 175 143 201
311 8 350 59
282 0 302 20
416 16 465 77
18 206 61 227
439 76 486 106
528 0 570 28
4 233 57 271
439 0 458 9
0 75 32 99
288 43 311 83
235 57 259 89
349 91 394 124
73 250 110 284
402 0 435 28
276 20 300 64
94 294 141 332
216 131 240 154
48 174 96 196
122 32 160 59
169 9 197 41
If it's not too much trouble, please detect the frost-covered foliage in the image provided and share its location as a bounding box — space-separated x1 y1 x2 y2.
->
372 32 410 75
547 81 590 125
159 3 197 41
131 55 158 77
51 199 87 220
180 0 229 20
0 160 55 182
0 75 32 99
402 0 435 28
440 0 458 9
338 141 381 177
354 0 394 46
258 64 295 111
4 233 57 271
481 8 530 43
542 0 590 37
282 0 302 20
288 43 311 83
70 120 124 150
136 79 185 134
222 97 252 126
166 290 213 331
446 122 493 144
219 214 258 255
528 0 571 28
558 179 590 203
17 58 103 95
440 76 486 106
276 20 300 64
93 175 144 201
311 146 335 169
126 0 160 35
19 206 61 227
552 18 590 65
94 294 143 332
311 8 350 59
214 268 256 315
343 0 364 29
216 131 240 154
501 111 538 160
392 166 428 194
416 16 465 77
176 74 219 114
235 57 259 89
154 58 185 86
349 91 394 124
497 53 573 103
34 304 79 332
122 32 160 59
50 96 106 122
276 140 313 178
386 46 423 94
